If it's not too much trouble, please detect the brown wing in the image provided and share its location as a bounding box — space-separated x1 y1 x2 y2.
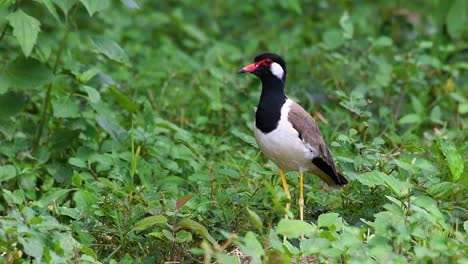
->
288 101 348 186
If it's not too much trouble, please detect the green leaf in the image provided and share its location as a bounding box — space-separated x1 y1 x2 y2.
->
339 11 353 39
438 139 463 181
78 68 100 83
276 219 315 238
0 91 28 119
68 157 87 168
80 0 109 16
301 237 331 255
7 10 41 57
178 218 216 245
35 189 72 207
52 0 77 16
108 86 138 112
247 208 263 232
358 171 386 187
359 171 410 196
82 85 101 103
399 113 421 125
241 232 264 264
446 0 468 39
18 236 44 260
0 164 16 182
133 215 168 231
323 29 344 49
90 36 130 65
39 0 61 23
427 182 456 198
96 115 126 139
0 0 15 10
52 97 80 118
176 194 193 210
175 230 192 243
231 129 257 147
120 0 139 9
318 212 342 232
3 57 53 89
384 176 410 197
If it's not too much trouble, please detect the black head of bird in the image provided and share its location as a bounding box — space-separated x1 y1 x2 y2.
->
237 52 287 83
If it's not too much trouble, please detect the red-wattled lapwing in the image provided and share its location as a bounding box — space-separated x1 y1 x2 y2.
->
238 52 348 221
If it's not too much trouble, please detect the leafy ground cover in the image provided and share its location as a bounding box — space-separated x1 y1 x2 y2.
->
0 0 467 263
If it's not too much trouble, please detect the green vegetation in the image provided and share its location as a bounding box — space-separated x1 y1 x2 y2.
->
0 0 467 263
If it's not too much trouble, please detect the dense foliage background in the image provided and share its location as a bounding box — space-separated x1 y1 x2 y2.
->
0 0 467 263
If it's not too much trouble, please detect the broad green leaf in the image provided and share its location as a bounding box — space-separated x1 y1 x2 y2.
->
176 194 193 210
52 97 80 118
78 68 100 83
323 29 344 49
399 113 421 125
68 157 87 168
231 129 257 147
178 219 216 245
0 91 27 119
18 236 44 260
80 0 109 16
90 36 130 65
52 0 77 16
96 115 126 139
39 0 61 22
438 139 463 181
56 207 81 219
427 182 456 198
279 0 302 14
247 208 263 232
0 0 14 10
0 164 16 182
35 189 72 207
133 215 168 231
301 237 331 255
120 0 139 9
358 171 386 187
82 85 101 103
182 24 208 44
7 10 41 57
384 176 410 197
175 230 192 243
216 253 238 264
108 86 138 112
4 57 53 89
276 219 315 238
241 232 264 264
446 0 468 38
318 212 342 231
339 11 353 39
359 171 410 196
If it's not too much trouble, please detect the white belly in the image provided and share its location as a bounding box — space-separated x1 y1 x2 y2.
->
253 99 316 172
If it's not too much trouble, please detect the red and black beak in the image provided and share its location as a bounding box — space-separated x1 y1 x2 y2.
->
237 62 258 74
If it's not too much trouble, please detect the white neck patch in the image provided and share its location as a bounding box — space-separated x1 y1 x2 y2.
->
270 62 284 80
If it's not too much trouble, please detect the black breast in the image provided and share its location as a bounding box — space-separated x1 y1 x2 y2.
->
255 96 286 133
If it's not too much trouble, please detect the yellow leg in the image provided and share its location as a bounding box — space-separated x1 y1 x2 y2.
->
279 169 291 218
279 169 290 243
299 172 304 222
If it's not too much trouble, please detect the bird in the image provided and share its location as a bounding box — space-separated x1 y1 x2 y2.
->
238 52 348 222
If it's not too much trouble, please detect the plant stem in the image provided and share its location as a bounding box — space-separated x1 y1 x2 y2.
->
31 27 70 155
0 24 8 43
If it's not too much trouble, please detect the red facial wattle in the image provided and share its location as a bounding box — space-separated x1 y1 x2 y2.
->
238 58 272 73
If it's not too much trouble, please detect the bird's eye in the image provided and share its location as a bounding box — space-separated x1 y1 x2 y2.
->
264 58 273 66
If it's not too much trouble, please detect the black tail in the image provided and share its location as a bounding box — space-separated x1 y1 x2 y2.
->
312 157 348 187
